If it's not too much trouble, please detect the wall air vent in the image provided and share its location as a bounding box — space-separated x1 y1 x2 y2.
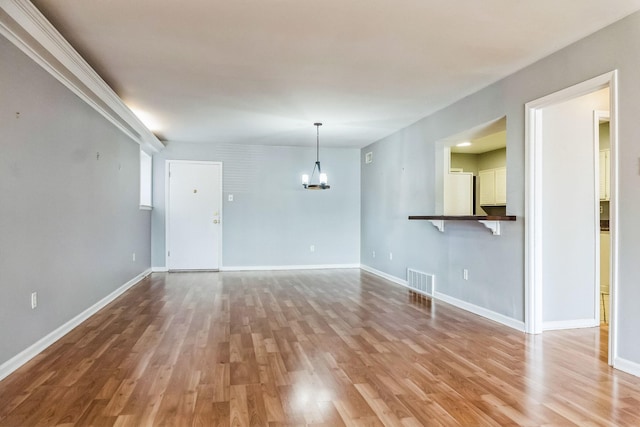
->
407 268 434 296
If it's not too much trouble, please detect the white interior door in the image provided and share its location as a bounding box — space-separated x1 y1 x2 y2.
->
167 161 222 270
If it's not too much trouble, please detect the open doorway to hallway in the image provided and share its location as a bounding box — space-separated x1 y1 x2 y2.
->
525 71 618 366
596 112 611 330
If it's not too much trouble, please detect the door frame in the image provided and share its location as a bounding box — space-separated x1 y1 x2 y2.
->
165 160 223 270
524 70 618 365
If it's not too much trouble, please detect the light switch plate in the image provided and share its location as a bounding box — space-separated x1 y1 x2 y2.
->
365 152 373 164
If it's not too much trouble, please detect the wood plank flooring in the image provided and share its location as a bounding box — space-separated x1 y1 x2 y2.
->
0 269 639 426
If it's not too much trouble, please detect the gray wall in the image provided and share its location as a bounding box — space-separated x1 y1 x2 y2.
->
361 11 640 364
152 142 360 268
0 36 151 365
477 148 506 171
450 153 478 175
600 122 611 150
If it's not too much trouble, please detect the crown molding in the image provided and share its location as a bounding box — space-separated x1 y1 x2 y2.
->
0 0 164 153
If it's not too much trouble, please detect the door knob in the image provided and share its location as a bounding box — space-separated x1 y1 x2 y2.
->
213 219 219 224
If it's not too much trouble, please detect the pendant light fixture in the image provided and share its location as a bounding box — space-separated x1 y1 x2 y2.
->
301 122 330 190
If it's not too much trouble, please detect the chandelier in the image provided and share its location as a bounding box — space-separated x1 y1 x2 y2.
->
301 122 330 190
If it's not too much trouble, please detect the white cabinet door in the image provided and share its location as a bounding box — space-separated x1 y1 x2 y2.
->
479 167 506 206
479 170 495 206
599 150 610 201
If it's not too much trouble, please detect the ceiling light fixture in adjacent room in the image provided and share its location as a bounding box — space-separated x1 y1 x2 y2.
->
301 122 330 190
456 141 472 147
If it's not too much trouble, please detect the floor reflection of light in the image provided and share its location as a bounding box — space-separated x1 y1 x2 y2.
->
293 385 333 409
296 389 310 407
317 389 332 402
523 333 547 404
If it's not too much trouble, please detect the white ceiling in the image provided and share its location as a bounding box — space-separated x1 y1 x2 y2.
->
31 0 640 148
449 117 506 154
451 131 506 155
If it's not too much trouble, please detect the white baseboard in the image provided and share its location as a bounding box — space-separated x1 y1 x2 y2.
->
220 264 360 272
0 268 151 382
151 266 169 272
543 319 599 331
614 357 640 377
359 264 408 287
360 264 524 332
433 292 525 332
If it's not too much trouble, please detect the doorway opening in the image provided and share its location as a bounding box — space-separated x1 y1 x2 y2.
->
525 71 618 366
595 111 611 331
434 116 507 216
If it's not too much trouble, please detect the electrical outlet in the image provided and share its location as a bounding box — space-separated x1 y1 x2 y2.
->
228 194 234 202
389 252 393 260
31 292 37 309
310 245 315 252
600 205 603 214
463 269 469 280
372 250 376 258
132 252 136 262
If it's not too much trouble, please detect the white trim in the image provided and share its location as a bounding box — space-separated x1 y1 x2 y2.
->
609 75 620 365
524 105 541 334
165 160 223 271
165 161 170 269
221 264 360 272
543 319 599 331
360 265 525 332
0 268 151 382
0 0 163 153
524 70 619 365
152 267 169 273
613 357 640 378
433 292 525 332
359 264 408 287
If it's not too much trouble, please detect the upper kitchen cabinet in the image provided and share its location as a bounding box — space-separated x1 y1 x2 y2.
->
479 167 507 206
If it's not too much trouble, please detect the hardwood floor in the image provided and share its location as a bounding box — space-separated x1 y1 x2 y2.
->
0 269 638 426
